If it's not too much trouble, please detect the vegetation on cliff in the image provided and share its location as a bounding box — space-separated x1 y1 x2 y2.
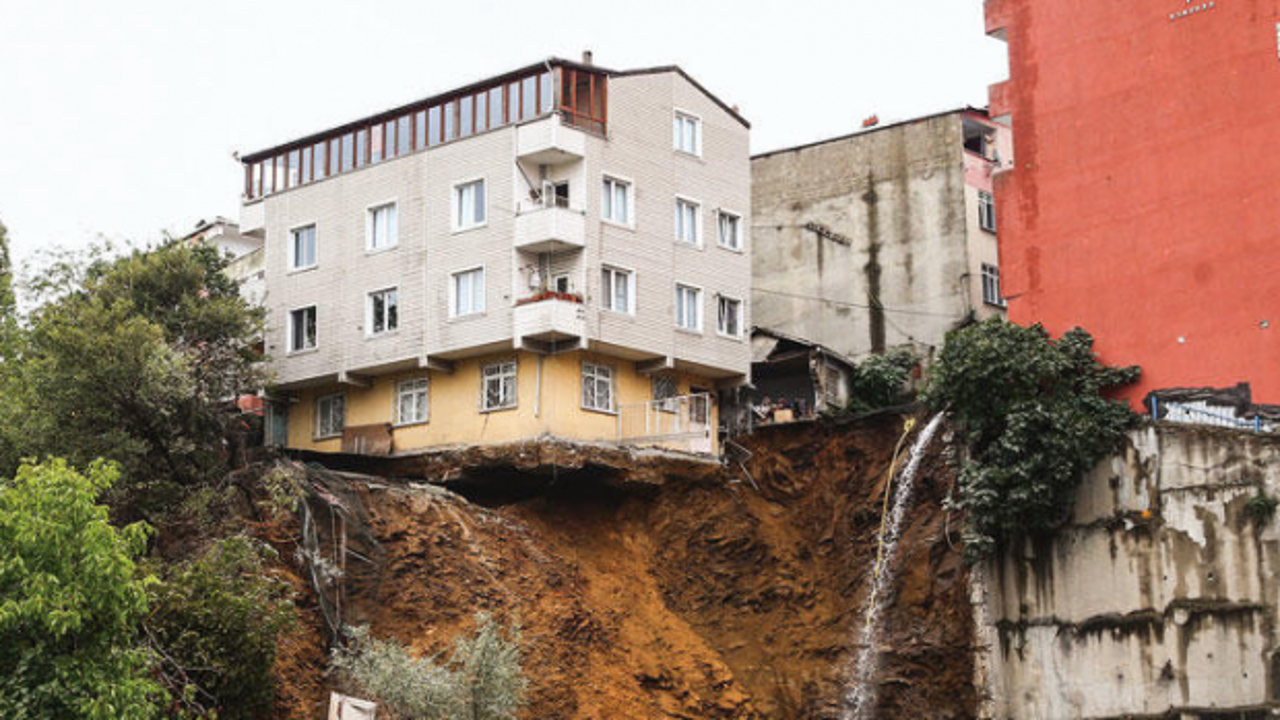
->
926 317 1140 561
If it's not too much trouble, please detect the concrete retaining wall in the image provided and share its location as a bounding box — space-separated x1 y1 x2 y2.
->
974 424 1280 719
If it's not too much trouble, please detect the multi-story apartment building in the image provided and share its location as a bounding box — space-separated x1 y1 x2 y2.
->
986 0 1280 409
750 108 1011 364
237 56 751 456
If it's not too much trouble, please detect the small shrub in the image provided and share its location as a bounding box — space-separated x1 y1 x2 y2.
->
925 318 1140 562
259 463 307 520
144 535 295 719
1244 492 1278 525
332 613 526 720
848 348 919 411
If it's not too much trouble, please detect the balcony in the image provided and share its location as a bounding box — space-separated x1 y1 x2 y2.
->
514 205 586 253
517 114 585 165
513 294 587 351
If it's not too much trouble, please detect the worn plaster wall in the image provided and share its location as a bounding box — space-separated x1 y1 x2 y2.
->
975 425 1280 719
750 113 972 361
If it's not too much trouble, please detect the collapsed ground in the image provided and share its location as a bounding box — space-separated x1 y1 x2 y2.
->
259 412 976 719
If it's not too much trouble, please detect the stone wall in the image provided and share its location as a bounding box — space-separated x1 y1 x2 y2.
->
975 424 1280 718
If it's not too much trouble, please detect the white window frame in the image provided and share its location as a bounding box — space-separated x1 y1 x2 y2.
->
451 177 488 232
449 266 486 318
581 361 616 414
601 174 634 229
315 393 345 439
652 373 679 413
716 294 744 339
366 201 399 252
480 359 518 412
366 287 399 337
288 304 318 354
674 283 703 333
981 263 1006 307
600 265 636 316
978 190 997 233
716 209 744 252
673 109 702 157
395 377 429 426
288 222 318 271
674 195 703 247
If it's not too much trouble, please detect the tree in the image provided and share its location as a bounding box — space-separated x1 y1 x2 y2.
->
0 219 14 339
2 241 264 515
925 317 1139 561
0 459 160 719
144 536 295 719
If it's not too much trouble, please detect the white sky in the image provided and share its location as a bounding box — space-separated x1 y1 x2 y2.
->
0 0 1007 267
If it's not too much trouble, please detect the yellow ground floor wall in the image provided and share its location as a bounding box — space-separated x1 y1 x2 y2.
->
284 349 721 455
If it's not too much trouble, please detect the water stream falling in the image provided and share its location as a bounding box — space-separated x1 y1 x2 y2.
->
841 413 946 720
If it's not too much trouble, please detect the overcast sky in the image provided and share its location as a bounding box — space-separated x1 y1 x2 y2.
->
0 0 1006 267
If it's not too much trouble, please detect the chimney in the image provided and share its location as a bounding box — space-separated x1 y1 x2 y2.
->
862 115 880 128
582 50 594 66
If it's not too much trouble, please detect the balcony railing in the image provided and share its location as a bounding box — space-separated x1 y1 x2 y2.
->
516 114 585 165
514 204 586 253
616 393 714 455
513 294 586 351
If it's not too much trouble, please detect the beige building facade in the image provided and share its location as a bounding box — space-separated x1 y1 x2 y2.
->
238 57 751 455
751 108 1010 363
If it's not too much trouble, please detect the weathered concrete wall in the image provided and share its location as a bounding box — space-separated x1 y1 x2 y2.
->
750 113 971 362
974 424 1280 719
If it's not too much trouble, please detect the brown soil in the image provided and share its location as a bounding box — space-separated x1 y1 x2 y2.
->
270 412 976 719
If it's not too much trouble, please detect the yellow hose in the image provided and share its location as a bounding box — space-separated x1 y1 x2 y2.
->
865 416 917 632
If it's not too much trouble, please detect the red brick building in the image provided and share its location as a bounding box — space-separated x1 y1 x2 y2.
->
985 0 1280 407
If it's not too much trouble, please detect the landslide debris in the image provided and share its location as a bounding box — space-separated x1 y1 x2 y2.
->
264 413 975 719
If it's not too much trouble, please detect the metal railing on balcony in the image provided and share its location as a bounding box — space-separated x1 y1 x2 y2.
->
616 393 714 454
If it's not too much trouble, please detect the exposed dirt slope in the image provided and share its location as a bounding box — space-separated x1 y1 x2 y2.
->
273 413 975 719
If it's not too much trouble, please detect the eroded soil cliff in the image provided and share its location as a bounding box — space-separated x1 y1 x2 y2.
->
269 413 976 718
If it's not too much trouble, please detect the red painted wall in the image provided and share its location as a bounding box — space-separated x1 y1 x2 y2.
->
986 0 1280 407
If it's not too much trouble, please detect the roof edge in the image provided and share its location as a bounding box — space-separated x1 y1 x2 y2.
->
751 105 988 161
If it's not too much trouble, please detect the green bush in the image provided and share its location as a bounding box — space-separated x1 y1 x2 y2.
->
144 536 295 719
1244 492 1278 526
848 348 919 411
925 318 1140 561
0 459 161 719
332 613 526 720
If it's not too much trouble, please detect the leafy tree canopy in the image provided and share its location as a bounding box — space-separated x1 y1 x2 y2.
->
0 459 160 719
0 241 264 515
925 317 1140 561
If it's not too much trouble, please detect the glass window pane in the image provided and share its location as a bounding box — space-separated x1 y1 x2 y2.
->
473 181 485 223
540 72 554 113
301 147 312 184
489 87 503 127
415 110 426 149
508 82 520 123
314 142 327 180
521 76 536 119
428 106 442 146
370 123 384 162
398 116 411 155
475 93 487 133
356 130 368 167
287 150 300 188
342 134 355 172
459 96 473 138
443 102 456 141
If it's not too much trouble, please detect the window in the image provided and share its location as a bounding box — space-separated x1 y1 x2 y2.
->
553 274 570 294
367 288 399 335
289 306 317 352
675 284 702 332
481 360 517 412
453 179 487 231
602 176 631 226
717 295 743 338
396 378 429 425
370 123 385 163
451 267 485 317
601 266 634 314
397 116 411 155
316 394 345 439
302 147 312 184
978 190 997 232
581 362 615 413
981 263 1005 307
290 224 317 270
673 111 701 155
356 129 368 167
717 210 743 251
341 133 355 172
653 373 678 412
314 142 327 180
367 203 398 251
675 197 701 246
488 87 503 128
